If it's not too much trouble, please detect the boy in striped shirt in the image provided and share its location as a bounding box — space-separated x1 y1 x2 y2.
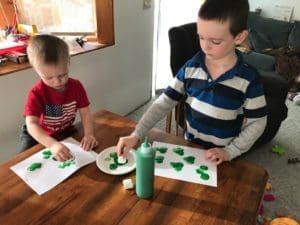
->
118 0 267 165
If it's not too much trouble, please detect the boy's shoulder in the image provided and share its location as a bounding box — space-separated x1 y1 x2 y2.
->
67 77 85 90
236 51 260 81
184 51 204 68
68 77 82 85
30 80 44 92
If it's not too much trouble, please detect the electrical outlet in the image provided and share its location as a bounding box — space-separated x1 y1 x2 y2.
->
143 0 151 9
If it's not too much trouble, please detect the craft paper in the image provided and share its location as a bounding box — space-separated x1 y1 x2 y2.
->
11 137 97 195
153 141 217 187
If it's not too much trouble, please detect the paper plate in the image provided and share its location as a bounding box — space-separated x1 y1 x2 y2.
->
96 146 136 175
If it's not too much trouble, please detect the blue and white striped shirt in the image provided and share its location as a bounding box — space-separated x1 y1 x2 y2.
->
133 50 267 159
164 50 267 149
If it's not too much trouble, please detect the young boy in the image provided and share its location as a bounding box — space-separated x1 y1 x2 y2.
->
117 0 267 165
21 34 98 162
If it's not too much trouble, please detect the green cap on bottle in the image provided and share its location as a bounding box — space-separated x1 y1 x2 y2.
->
142 137 150 148
140 137 151 153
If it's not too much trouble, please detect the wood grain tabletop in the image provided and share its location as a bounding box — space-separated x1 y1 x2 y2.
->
0 109 268 225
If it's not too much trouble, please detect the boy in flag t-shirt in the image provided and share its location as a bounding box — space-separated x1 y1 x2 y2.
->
21 34 98 162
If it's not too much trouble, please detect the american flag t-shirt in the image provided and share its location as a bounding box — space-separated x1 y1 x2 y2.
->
43 101 77 132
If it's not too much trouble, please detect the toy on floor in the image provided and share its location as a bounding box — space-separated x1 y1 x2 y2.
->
287 157 300 164
270 217 299 225
272 145 286 155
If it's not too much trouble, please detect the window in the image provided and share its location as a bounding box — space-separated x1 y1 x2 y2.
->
0 0 114 76
0 0 114 44
15 0 96 35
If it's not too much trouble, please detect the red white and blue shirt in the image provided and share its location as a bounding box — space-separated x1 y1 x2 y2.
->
23 78 89 135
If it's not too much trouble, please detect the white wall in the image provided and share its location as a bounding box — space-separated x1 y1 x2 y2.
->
249 0 300 21
0 0 154 162
154 0 204 90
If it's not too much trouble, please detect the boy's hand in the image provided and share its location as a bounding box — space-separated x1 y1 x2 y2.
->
80 135 98 151
205 147 230 165
50 142 74 162
117 135 139 157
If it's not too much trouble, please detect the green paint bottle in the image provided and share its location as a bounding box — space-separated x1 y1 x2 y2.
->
136 137 156 199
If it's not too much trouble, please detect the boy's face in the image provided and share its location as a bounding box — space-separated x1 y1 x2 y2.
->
34 62 69 92
197 18 246 61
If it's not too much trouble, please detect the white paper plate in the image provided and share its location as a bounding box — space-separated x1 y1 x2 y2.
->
96 146 136 175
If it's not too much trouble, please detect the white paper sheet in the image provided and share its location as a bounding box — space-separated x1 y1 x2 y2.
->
11 137 97 195
153 141 217 187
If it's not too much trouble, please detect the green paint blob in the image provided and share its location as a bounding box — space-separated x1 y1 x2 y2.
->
107 151 128 170
27 162 42 171
109 152 118 159
200 165 208 170
109 163 118 170
58 160 75 169
42 150 52 159
200 173 210 180
170 162 184 171
52 157 57 161
173 147 184 156
195 165 210 180
155 155 164 163
156 147 168 154
183 156 195 164
196 168 204 175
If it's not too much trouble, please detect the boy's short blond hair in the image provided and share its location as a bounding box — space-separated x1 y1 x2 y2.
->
27 34 70 67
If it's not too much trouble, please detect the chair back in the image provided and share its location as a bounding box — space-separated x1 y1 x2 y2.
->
168 22 289 148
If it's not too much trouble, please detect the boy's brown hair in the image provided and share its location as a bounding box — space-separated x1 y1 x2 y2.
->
198 0 249 37
27 34 70 67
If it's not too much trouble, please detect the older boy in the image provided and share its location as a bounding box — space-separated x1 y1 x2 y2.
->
117 0 267 165
21 34 98 161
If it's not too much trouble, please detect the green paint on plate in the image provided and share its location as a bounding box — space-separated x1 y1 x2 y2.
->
109 152 118 159
107 151 128 170
109 163 118 170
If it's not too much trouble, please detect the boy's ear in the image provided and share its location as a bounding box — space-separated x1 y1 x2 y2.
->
234 30 248 45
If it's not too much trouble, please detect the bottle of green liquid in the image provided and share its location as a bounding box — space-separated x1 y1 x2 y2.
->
136 137 156 199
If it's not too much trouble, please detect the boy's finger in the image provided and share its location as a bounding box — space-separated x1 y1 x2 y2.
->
117 142 124 155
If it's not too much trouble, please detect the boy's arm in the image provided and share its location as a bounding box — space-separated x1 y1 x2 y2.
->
78 106 94 137
78 106 98 150
224 72 268 160
132 93 178 140
224 116 267 160
26 116 59 148
25 116 73 161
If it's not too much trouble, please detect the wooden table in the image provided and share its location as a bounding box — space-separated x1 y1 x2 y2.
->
0 109 268 225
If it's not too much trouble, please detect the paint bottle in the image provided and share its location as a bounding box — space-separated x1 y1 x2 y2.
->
135 137 156 199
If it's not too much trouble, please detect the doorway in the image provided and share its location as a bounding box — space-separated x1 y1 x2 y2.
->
152 0 204 94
